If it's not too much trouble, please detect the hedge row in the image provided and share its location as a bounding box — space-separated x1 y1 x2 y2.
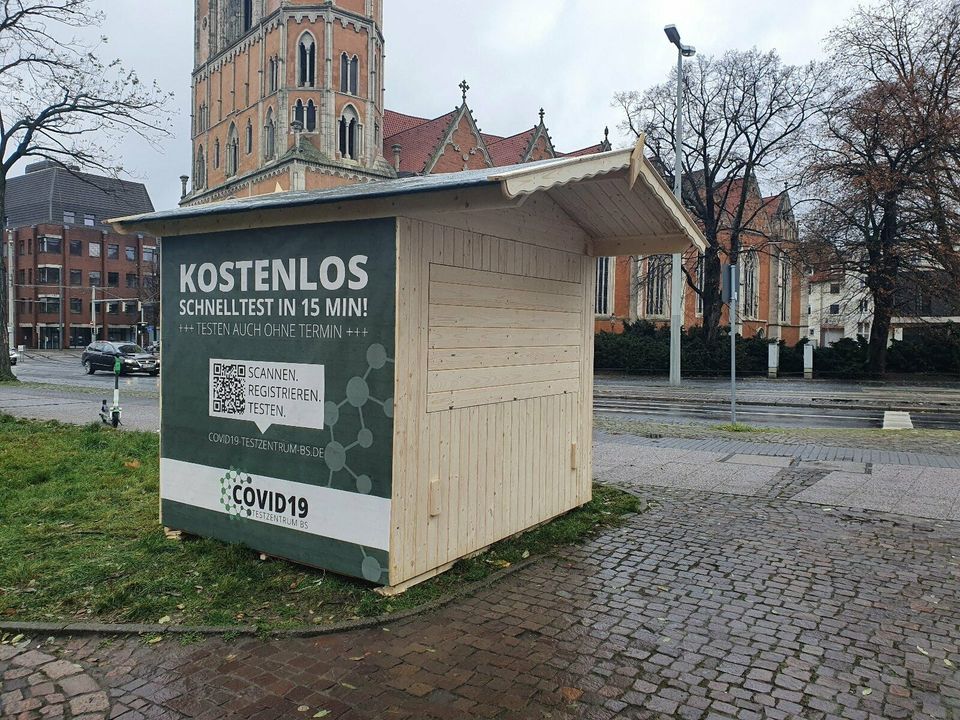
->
595 321 960 378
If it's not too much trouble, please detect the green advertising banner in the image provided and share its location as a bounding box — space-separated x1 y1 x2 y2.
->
160 219 396 584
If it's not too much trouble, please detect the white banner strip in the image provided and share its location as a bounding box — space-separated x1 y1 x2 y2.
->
161 458 391 551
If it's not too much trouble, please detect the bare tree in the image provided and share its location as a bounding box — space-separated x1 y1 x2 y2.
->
0 0 172 381
616 49 827 342
801 0 960 375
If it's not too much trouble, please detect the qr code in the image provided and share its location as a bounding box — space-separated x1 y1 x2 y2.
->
212 363 246 415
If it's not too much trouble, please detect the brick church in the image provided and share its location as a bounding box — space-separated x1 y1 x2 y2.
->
185 0 609 205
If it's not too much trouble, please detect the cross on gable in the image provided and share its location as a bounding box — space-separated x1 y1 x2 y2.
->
459 79 470 103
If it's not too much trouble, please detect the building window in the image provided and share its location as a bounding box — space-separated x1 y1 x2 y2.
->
70 298 82 314
779 255 792 323
338 105 360 160
306 100 317 132
226 123 239 176
830 282 841 294
294 99 305 126
126 245 136 262
69 239 82 256
245 120 253 154
643 256 670 317
38 296 60 314
107 244 119 260
89 242 101 258
37 267 61 285
350 55 359 95
89 271 101 287
214 139 220 168
195 146 206 189
268 56 279 93
143 247 157 263
264 109 276 160
858 299 869 312
298 33 316 87
83 214 94 227
340 53 349 93
742 251 759 319
595 257 613 315
126 273 139 289
107 271 119 287
63 211 75 224
829 303 841 315
69 269 82 286
38 236 62 254
242 0 253 32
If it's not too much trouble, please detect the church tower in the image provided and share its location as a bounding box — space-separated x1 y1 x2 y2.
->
186 0 393 205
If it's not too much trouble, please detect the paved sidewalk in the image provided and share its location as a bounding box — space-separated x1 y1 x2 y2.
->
3 436 959 719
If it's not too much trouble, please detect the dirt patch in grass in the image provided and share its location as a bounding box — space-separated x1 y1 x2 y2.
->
0 415 641 631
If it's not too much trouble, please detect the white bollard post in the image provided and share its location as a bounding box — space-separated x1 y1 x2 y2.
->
768 343 779 379
803 344 814 380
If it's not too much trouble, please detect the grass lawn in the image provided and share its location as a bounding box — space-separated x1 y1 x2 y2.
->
0 415 641 631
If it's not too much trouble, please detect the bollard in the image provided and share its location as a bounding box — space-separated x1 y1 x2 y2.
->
804 344 814 380
767 343 780 379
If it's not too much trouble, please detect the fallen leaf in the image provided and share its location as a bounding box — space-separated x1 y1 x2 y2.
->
917 645 930 656
158 616 172 625
224 654 237 662
297 706 310 712
349 655 367 661
341 682 357 690
521 550 530 559
10 634 24 644
313 712 330 719
124 460 141 469
146 636 163 644
560 687 583 703
945 659 955 668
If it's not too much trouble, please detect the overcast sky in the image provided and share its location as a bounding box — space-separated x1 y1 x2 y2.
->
86 0 864 211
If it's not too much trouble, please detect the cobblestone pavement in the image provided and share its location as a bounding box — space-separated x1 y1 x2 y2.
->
4 469 960 719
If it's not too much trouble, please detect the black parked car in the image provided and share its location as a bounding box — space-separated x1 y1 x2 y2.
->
82 342 160 376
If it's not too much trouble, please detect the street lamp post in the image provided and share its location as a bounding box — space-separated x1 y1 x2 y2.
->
664 25 696 387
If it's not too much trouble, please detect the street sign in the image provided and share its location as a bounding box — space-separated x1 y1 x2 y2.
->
721 263 739 304
159 220 396 582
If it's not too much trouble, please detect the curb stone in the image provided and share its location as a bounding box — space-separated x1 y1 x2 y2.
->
0 557 539 640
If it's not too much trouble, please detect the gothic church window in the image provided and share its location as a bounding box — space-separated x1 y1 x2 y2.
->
742 251 759 319
306 100 317 132
779 254 792 323
339 105 360 160
294 99 305 127
264 108 276 160
245 120 253 154
242 0 253 32
268 57 279 93
340 53 349 93
226 123 239 176
214 139 220 168
645 256 670 317
349 55 359 95
298 34 316 87
195 146 206 189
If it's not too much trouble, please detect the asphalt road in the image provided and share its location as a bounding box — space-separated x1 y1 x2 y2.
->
12 350 160 395
4 353 960 431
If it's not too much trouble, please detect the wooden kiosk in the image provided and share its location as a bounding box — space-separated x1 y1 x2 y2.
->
111 140 705 592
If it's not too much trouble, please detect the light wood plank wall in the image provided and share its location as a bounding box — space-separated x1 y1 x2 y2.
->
390 205 596 585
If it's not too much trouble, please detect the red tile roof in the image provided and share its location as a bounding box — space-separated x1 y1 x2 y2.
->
487 128 537 166
383 110 457 174
561 143 606 158
383 109 432 139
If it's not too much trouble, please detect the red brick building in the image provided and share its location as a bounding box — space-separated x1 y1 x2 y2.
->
594 178 808 345
7 161 159 349
185 0 609 204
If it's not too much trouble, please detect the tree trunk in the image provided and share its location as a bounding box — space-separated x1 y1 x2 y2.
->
867 290 892 377
0 180 15 382
701 244 724 343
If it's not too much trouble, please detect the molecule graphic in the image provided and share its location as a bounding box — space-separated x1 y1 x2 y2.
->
322 343 394 494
